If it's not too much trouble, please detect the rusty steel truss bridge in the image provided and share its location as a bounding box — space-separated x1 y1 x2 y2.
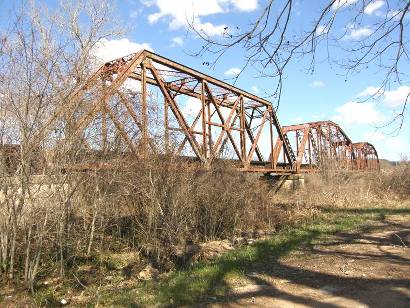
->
35 50 379 174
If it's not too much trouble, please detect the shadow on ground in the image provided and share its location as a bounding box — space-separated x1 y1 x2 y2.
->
153 207 410 307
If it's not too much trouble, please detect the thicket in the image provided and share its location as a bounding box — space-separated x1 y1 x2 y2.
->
1 153 409 292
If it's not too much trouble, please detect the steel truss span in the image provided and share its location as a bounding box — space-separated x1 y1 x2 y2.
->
37 50 379 174
281 121 380 172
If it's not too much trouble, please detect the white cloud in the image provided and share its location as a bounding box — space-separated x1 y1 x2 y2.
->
147 0 223 27
146 0 226 36
145 0 257 36
332 101 386 125
121 78 142 93
91 38 151 92
384 86 410 107
316 25 328 35
251 85 259 93
193 21 227 36
385 137 408 153
363 131 410 160
182 97 233 133
183 97 201 117
344 26 373 40
171 36 184 47
292 116 304 123
364 0 385 15
357 86 382 97
387 10 403 19
224 67 241 76
357 85 410 107
92 38 152 63
312 113 326 120
363 131 385 143
332 0 359 11
334 85 410 160
140 0 155 6
231 0 258 12
130 6 144 18
311 80 325 88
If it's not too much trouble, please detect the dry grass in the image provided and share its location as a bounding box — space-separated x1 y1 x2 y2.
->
1 155 409 302
378 161 410 197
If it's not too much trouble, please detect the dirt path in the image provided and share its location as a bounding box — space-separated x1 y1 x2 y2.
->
213 214 410 308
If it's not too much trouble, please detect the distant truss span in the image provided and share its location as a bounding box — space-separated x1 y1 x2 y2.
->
281 121 380 172
34 50 379 174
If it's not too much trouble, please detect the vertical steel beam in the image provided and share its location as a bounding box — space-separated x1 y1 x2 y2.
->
201 80 207 158
101 81 108 152
308 132 312 169
164 97 169 153
269 107 275 170
240 96 246 162
207 101 212 157
272 138 283 169
141 62 148 155
101 107 107 152
295 127 309 172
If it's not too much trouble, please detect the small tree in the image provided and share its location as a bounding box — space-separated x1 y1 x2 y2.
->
0 0 122 289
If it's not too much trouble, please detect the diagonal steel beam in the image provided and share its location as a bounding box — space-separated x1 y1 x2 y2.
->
147 61 205 162
204 82 242 161
246 110 268 164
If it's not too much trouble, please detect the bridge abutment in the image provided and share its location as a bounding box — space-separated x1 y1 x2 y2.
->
263 174 305 191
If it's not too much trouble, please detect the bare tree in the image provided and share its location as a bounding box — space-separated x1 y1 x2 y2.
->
0 0 122 289
192 0 410 132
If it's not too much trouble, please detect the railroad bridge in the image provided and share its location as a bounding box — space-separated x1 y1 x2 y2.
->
1 50 379 174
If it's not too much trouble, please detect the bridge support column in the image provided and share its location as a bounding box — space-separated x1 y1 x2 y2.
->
263 174 305 191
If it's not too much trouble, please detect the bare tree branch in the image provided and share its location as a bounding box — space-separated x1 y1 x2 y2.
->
191 0 410 131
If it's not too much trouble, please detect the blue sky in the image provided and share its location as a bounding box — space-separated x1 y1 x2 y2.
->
2 0 410 160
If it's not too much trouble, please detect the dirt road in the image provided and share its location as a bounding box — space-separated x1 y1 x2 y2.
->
214 214 410 307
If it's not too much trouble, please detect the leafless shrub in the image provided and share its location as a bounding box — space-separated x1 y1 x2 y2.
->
0 0 122 290
303 172 375 207
80 157 287 269
376 160 410 197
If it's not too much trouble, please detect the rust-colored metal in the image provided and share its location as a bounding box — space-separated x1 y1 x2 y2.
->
280 121 380 171
57 49 297 172
29 50 379 174
352 142 380 171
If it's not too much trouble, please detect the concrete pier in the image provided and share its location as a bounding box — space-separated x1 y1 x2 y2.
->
262 174 305 192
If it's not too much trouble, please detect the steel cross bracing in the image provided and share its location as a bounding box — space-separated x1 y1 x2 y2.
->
35 50 379 174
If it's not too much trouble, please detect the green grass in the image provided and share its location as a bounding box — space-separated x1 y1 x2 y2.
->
94 206 409 307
